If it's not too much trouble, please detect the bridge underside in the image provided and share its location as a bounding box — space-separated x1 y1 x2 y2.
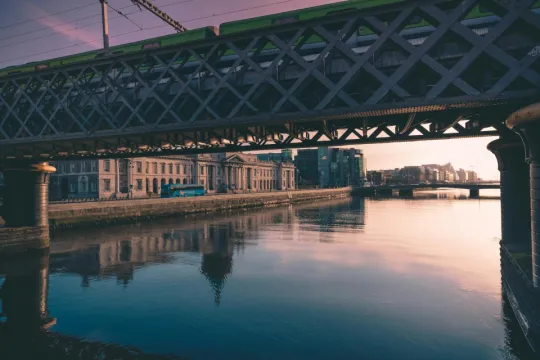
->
0 0 539 159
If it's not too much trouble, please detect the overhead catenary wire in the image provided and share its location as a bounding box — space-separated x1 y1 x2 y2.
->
0 2 98 31
0 0 298 67
0 3 138 43
108 2 143 30
0 0 195 45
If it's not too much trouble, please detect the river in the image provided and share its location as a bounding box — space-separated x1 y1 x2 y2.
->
0 191 536 360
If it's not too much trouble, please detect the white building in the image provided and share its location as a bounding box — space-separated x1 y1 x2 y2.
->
50 153 296 200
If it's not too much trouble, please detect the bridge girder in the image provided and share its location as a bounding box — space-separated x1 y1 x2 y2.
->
0 0 539 160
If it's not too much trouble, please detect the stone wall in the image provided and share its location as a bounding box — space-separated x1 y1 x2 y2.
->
0 226 50 254
48 188 351 229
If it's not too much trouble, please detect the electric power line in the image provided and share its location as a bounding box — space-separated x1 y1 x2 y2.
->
0 0 195 45
0 2 139 43
0 10 141 51
0 0 298 67
108 3 143 30
0 2 98 31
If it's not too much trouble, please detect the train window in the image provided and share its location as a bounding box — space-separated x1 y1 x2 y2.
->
142 42 161 50
35 64 49 71
272 16 298 25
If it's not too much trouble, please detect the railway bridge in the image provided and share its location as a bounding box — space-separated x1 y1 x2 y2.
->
0 0 539 285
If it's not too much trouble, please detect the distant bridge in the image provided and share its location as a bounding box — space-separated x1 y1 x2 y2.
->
0 0 539 160
372 182 500 190
354 182 500 197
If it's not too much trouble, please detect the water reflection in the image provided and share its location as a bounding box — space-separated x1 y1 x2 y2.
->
0 196 535 359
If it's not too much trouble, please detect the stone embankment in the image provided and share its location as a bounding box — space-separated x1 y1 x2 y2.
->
48 188 351 228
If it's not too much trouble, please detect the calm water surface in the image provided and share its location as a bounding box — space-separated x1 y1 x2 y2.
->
0 191 536 359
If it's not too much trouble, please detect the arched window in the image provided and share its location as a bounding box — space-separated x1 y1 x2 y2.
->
161 178 166 186
169 178 173 184
152 178 158 193
176 178 181 184
183 178 187 184
78 175 88 193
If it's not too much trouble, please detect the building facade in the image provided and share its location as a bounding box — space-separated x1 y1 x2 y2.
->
256 149 293 163
49 153 295 200
296 147 366 187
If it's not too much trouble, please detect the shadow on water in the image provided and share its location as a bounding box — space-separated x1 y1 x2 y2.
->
0 250 185 359
0 198 361 358
501 292 538 360
0 196 534 359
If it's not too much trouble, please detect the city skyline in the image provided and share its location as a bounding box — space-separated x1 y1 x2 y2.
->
0 0 502 180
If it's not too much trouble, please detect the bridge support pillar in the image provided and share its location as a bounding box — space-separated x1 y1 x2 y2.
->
0 162 56 250
487 137 530 246
399 189 413 197
506 102 540 287
469 189 480 199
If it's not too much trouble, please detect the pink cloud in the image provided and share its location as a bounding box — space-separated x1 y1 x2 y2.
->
24 2 101 49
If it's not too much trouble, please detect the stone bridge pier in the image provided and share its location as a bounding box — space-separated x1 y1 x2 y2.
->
487 136 531 247
505 103 540 287
0 162 55 251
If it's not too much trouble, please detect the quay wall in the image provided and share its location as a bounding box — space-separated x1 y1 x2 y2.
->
48 188 351 228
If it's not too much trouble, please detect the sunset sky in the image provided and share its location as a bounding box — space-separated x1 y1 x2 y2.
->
0 0 501 179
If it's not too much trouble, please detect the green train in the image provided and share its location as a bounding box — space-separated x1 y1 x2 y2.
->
1 0 539 78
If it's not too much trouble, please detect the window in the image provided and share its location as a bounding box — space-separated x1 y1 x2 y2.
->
136 161 142 173
61 163 67 174
161 163 165 174
80 161 86 173
200 166 204 175
104 160 111 172
90 179 97 192
183 165 186 175
153 163 158 174
69 182 76 193
145 162 149 174
104 179 111 191
91 160 98 172
169 164 173 174
136 179 143 190
70 163 76 173
120 161 127 173
176 164 180 174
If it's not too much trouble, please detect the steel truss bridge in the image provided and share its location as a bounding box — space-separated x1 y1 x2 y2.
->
0 0 539 160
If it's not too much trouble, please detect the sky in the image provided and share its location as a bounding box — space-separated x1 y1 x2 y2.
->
0 0 501 179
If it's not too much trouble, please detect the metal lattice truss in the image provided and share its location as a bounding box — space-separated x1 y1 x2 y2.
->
0 0 539 159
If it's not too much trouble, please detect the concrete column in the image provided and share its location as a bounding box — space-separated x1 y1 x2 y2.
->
2 162 55 228
488 137 530 246
506 102 540 287
0 250 55 334
239 167 243 190
115 159 120 195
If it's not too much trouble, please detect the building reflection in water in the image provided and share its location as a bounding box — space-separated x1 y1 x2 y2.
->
0 197 536 359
